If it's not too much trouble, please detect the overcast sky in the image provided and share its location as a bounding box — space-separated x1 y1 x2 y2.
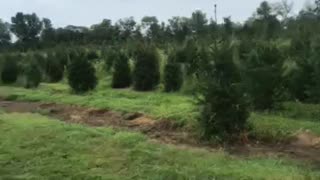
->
0 0 310 27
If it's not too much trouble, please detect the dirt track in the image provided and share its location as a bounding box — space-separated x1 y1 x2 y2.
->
0 100 319 167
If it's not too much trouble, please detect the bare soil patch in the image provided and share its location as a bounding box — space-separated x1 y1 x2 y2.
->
0 100 319 166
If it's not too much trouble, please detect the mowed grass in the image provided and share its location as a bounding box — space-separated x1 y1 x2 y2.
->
0 81 197 125
0 112 319 179
1 83 320 142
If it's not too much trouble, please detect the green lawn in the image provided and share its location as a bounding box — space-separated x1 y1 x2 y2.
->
0 112 318 179
1 83 320 142
0 82 197 125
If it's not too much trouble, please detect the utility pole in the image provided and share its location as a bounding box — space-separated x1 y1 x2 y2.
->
214 3 217 23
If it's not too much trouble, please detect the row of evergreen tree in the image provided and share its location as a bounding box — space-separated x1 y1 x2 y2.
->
0 45 183 93
1 0 320 141
2 32 320 141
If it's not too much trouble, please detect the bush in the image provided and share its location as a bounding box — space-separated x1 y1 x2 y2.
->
133 45 160 91
67 51 97 93
24 62 42 88
1 54 19 84
112 51 131 88
87 50 99 61
164 52 183 92
164 63 183 92
303 37 320 103
243 43 284 110
33 52 46 73
197 45 249 142
46 51 65 83
102 47 117 72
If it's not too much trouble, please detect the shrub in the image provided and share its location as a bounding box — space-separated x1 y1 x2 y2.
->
24 62 42 88
87 50 99 61
1 54 19 84
55 48 69 66
33 52 46 73
197 45 249 142
133 45 160 91
164 63 183 92
243 43 284 110
112 51 131 88
46 51 65 83
164 52 183 92
67 51 97 93
102 47 117 72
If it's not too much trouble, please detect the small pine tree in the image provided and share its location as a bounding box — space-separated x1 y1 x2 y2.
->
1 55 19 84
243 43 283 110
87 50 99 61
133 45 160 91
112 51 131 88
46 52 65 83
102 47 117 72
67 51 97 93
164 52 183 92
33 52 47 72
304 36 320 103
197 44 249 142
24 62 42 89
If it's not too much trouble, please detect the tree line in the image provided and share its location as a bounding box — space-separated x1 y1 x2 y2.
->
1 0 320 142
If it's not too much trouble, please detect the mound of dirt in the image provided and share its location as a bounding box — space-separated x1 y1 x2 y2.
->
292 131 320 148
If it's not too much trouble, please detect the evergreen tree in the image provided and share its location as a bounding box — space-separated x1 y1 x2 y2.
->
67 51 97 93
24 62 42 88
102 47 117 72
87 50 99 61
243 43 283 110
197 44 249 141
133 45 160 91
1 54 19 84
164 52 183 92
46 51 65 83
112 51 131 88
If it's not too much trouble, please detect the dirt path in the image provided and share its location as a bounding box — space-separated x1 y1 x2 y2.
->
0 100 320 167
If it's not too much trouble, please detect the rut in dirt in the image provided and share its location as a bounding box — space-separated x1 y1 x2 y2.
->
0 100 320 167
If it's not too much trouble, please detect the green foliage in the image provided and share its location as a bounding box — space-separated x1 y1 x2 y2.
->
284 36 320 103
190 10 208 35
41 18 55 44
133 45 160 91
164 63 183 92
33 52 46 73
1 54 19 84
0 19 11 47
87 50 99 61
197 44 249 141
10 12 42 43
46 51 65 83
102 47 117 72
278 102 320 122
67 51 97 93
179 38 199 75
303 36 320 102
24 61 42 89
243 42 284 110
164 51 183 92
112 51 131 88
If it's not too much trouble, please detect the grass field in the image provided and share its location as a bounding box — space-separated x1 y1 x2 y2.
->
0 112 319 179
0 81 197 125
1 82 320 142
